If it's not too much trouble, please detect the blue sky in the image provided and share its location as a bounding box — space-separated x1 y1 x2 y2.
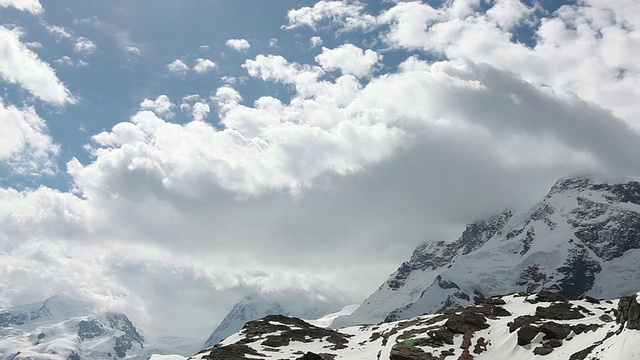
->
1 0 639 351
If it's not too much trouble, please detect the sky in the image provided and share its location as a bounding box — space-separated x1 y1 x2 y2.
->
1 0 639 348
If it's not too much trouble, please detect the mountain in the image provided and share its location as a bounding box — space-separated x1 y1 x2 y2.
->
333 176 640 328
152 290 640 360
0 295 145 359
203 291 346 348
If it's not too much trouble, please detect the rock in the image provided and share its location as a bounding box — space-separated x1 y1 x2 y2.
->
617 295 640 330
539 322 571 340
517 324 540 346
599 314 613 322
547 338 562 347
536 303 585 320
389 342 435 360
203 343 267 360
296 352 324 360
473 337 488 354
535 291 569 303
533 345 554 355
583 296 600 304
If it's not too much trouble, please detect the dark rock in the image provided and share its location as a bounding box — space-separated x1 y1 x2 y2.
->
444 311 489 334
571 323 601 335
296 352 324 360
548 338 562 347
556 245 602 298
535 291 569 303
517 265 549 293
599 314 613 322
202 343 267 360
533 345 554 355
539 322 571 340
517 324 540 346
617 295 640 330
475 297 506 306
536 303 585 320
0 312 28 327
67 350 81 360
583 295 600 304
508 315 541 333
78 318 106 341
473 337 487 354
389 342 435 360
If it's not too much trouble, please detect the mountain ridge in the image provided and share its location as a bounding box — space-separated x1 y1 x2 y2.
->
333 176 640 328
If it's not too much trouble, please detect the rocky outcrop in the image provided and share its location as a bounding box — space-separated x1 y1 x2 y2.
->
617 294 640 330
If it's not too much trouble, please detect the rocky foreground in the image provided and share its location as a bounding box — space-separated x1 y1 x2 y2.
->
153 291 640 360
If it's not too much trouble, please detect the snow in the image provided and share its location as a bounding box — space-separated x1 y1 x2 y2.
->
191 292 639 360
306 304 359 327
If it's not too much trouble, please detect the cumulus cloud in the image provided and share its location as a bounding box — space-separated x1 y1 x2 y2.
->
285 0 376 31
225 38 250 52
191 102 210 121
166 59 189 75
0 0 42 13
139 95 175 118
0 101 58 174
310 35 323 48
0 26 74 105
193 58 216 74
73 37 97 55
315 44 380 77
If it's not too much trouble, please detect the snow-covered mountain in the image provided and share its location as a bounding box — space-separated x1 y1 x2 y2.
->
0 295 145 359
151 290 640 360
203 291 346 348
333 176 640 328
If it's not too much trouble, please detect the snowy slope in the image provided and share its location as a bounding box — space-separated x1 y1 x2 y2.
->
334 177 640 327
154 291 640 360
0 295 145 360
203 291 345 347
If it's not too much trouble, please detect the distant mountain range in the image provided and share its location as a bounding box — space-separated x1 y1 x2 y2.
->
0 295 144 359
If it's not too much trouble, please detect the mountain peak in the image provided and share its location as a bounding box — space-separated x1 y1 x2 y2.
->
334 177 640 327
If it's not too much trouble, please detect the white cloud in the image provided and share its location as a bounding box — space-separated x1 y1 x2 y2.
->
0 26 74 105
192 102 210 121
73 37 97 55
284 0 376 31
166 59 189 75
53 55 88 67
193 58 217 74
226 38 250 52
373 0 640 129
139 95 175 118
47 25 73 39
310 36 323 48
0 101 58 174
0 0 42 13
315 44 381 77
124 45 140 55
